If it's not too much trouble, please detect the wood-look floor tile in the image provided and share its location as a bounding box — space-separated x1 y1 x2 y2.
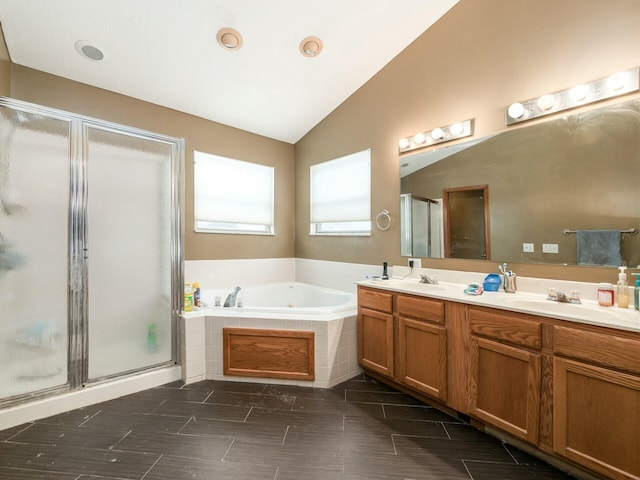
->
78 410 190 434
180 417 288 444
464 459 576 479
335 376 398 393
125 385 213 403
0 423 32 441
345 415 449 439
346 389 424 405
392 434 515 463
224 438 344 473
151 399 251 421
143 454 277 480
210 380 268 394
112 430 233 460
245 406 344 431
262 383 344 400
0 468 78 479
344 449 470 479
34 407 102 426
383 404 460 423
291 395 385 418
204 390 296 409
7 422 130 450
0 441 158 478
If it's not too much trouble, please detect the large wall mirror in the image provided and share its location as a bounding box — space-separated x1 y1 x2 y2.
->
400 99 640 267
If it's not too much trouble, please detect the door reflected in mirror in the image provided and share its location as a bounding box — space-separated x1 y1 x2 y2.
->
443 185 490 260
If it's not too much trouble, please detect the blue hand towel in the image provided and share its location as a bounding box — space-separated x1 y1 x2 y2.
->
576 230 623 266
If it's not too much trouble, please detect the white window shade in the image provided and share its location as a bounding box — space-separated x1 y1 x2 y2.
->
310 149 371 235
194 151 274 234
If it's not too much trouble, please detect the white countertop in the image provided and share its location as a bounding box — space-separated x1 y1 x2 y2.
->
356 278 640 333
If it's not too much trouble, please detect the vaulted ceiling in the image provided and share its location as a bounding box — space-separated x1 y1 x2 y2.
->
0 0 459 143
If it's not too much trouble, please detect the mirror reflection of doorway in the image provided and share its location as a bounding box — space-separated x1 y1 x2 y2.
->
443 185 490 260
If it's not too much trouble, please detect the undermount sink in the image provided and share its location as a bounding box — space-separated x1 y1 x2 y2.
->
504 298 622 322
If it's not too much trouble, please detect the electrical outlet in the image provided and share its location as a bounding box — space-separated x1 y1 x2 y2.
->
409 258 421 269
522 243 534 253
542 243 559 254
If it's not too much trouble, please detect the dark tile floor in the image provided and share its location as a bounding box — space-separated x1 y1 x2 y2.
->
0 374 578 480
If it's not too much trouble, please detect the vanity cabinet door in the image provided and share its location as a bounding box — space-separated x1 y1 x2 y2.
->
469 336 541 445
358 307 394 378
553 358 640 480
396 316 447 401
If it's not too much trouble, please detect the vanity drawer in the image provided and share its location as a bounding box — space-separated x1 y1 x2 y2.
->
358 287 393 313
553 325 640 375
397 294 444 324
469 307 542 350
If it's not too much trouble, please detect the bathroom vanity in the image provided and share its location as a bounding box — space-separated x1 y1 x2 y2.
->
357 279 640 480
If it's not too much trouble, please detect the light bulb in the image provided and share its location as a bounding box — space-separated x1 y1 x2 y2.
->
413 132 426 144
449 123 464 136
431 127 444 140
569 84 588 102
398 138 410 149
507 103 525 119
607 72 626 91
537 94 554 111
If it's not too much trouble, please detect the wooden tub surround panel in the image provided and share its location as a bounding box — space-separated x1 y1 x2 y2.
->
223 328 315 380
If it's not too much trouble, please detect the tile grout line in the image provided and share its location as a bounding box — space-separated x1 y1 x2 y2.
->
461 459 475 480
78 410 102 427
441 421 453 440
109 429 132 451
4 422 34 442
140 453 163 480
221 438 236 462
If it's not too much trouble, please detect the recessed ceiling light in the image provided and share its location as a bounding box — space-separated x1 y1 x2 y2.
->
299 36 322 58
75 40 104 62
217 28 243 51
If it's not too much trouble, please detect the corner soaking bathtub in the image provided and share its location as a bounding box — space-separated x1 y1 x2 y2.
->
203 282 357 315
181 282 360 388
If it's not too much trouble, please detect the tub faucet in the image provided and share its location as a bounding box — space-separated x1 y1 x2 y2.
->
224 286 241 307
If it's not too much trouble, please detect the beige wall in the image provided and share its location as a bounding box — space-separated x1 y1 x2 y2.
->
0 63 295 260
294 0 640 282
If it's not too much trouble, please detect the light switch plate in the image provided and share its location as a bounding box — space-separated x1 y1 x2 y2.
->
542 243 559 253
409 258 422 269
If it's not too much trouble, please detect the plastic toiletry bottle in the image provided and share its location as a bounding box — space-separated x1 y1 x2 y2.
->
192 281 201 308
616 266 629 308
597 283 614 307
632 273 640 311
184 282 194 312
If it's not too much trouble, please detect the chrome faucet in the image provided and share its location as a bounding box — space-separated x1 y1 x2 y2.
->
420 274 439 285
547 288 581 304
223 286 241 307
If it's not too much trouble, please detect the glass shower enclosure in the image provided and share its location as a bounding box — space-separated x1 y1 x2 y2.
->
0 97 183 405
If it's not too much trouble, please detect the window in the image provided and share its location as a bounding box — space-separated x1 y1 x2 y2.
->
194 151 274 235
310 148 371 235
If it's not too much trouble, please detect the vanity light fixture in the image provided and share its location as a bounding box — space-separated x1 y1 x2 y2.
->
217 28 243 51
398 119 474 154
505 67 640 125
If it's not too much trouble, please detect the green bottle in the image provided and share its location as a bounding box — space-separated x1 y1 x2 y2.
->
631 273 640 311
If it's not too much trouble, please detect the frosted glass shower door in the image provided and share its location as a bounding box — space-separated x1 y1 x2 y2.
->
0 105 70 398
86 125 174 380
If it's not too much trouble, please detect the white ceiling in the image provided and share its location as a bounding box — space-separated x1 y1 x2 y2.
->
0 0 459 143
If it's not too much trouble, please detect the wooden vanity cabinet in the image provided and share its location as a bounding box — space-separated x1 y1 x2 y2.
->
358 287 394 378
552 325 640 480
468 307 543 445
395 294 447 402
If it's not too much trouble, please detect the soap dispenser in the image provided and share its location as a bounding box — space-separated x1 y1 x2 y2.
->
616 266 629 309
632 273 640 311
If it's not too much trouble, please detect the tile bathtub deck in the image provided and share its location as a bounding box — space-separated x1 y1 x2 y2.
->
0 374 578 480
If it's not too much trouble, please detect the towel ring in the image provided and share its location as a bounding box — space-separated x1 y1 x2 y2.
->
375 210 391 231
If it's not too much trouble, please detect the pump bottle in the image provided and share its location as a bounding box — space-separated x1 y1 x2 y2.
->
616 266 629 309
